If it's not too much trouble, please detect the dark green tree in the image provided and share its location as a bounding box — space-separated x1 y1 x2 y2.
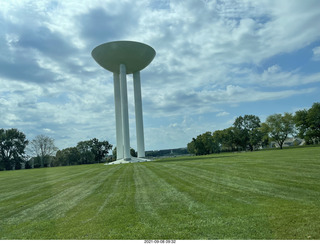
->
212 127 237 152
233 115 262 151
130 148 137 157
0 128 28 170
112 147 137 158
192 134 207 155
260 122 271 148
90 138 113 163
77 138 112 164
187 132 219 155
55 147 80 166
187 138 197 155
265 113 295 149
295 102 320 144
77 140 95 164
200 132 219 154
307 102 320 143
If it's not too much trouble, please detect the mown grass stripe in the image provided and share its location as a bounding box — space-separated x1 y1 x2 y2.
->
0 147 319 239
0 165 101 203
133 163 227 239
145 162 273 239
1 165 117 225
157 162 320 204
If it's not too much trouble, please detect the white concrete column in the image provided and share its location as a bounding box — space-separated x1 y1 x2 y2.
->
133 71 145 158
119 64 131 160
113 72 123 160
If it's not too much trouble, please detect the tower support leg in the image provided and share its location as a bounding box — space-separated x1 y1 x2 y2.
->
133 71 145 158
119 64 131 160
113 72 123 160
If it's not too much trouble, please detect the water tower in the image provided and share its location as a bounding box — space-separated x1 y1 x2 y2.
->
91 41 156 164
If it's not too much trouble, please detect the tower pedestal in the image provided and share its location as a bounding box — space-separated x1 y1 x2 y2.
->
104 157 150 165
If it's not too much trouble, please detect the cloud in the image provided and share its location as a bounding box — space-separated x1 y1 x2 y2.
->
18 26 77 59
142 83 316 119
0 4 84 85
259 68 320 87
0 0 319 150
312 46 320 61
265 65 281 74
77 5 141 45
216 111 230 117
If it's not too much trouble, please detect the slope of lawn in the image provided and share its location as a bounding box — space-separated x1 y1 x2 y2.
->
0 146 319 240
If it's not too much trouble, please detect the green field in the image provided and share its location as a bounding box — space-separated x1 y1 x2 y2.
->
1 147 320 240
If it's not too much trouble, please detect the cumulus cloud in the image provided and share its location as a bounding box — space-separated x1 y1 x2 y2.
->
0 0 319 150
266 65 281 74
312 46 320 61
216 111 230 117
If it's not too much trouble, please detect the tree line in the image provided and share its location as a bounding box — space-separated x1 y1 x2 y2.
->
187 102 320 155
0 131 112 171
1 102 319 169
46 138 112 168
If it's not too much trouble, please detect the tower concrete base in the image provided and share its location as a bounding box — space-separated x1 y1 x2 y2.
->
104 157 151 165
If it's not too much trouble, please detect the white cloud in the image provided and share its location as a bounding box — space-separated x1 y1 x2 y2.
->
216 111 230 117
259 69 320 87
312 46 320 61
0 0 319 150
266 65 281 74
43 128 54 133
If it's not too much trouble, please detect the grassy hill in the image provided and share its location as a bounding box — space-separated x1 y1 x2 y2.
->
0 147 319 240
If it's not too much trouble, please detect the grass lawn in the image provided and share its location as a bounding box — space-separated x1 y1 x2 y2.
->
0 146 320 240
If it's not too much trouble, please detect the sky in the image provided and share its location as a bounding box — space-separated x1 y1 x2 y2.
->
0 0 320 152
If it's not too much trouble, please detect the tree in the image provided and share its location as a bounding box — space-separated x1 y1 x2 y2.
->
90 138 112 163
187 138 197 155
0 128 28 170
294 109 310 142
55 147 80 166
187 132 219 156
192 133 207 155
29 135 58 167
130 148 137 157
233 115 262 151
295 102 320 144
77 138 112 164
112 147 137 158
200 132 219 155
77 140 95 164
260 122 271 148
213 127 237 152
265 113 295 149
307 102 320 143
